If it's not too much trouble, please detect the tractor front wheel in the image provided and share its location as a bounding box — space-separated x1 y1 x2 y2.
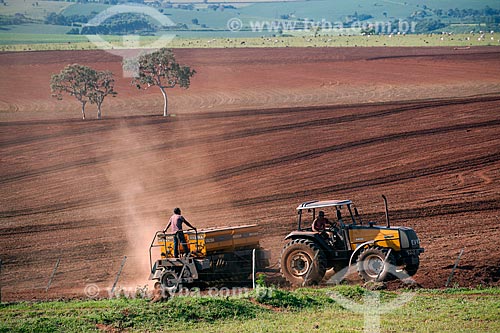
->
404 257 420 277
357 247 396 282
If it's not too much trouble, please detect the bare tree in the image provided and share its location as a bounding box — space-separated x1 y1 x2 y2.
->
130 48 196 117
51 64 117 120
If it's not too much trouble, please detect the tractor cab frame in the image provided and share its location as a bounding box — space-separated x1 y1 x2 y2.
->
296 199 361 231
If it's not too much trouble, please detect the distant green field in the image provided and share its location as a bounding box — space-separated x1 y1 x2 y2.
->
160 7 239 29
60 3 110 17
0 32 498 51
239 0 500 22
1 0 499 50
1 286 499 333
60 0 500 30
0 0 70 19
2 0 499 34
0 32 90 46
0 23 71 35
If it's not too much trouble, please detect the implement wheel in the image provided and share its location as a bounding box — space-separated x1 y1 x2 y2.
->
160 270 180 293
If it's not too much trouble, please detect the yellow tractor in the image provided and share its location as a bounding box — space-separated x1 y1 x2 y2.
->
280 196 424 285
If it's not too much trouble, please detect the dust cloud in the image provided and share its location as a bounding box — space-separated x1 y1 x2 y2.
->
103 121 169 289
101 114 251 290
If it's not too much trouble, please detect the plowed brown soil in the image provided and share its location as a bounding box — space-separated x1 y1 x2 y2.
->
0 47 499 301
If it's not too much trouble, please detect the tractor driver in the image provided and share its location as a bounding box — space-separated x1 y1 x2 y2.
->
312 211 341 246
164 207 197 258
312 211 336 233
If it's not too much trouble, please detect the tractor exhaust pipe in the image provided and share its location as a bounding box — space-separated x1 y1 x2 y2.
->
382 195 390 228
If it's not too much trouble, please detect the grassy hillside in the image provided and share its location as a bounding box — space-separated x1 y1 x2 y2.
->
60 3 110 17
0 0 71 19
1 286 499 332
0 23 71 35
240 0 500 21
1 0 499 36
58 0 500 30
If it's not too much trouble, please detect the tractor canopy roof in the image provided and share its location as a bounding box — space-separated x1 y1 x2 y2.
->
296 200 352 210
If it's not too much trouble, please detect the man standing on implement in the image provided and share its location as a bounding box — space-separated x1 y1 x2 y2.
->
164 207 196 258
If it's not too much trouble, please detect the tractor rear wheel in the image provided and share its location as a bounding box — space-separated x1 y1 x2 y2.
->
357 247 396 282
280 239 327 286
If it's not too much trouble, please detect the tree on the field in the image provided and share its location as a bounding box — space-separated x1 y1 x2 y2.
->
88 70 117 120
129 48 196 117
50 64 117 120
51 64 94 120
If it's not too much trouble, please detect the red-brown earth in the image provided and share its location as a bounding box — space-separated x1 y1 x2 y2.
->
0 47 499 301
